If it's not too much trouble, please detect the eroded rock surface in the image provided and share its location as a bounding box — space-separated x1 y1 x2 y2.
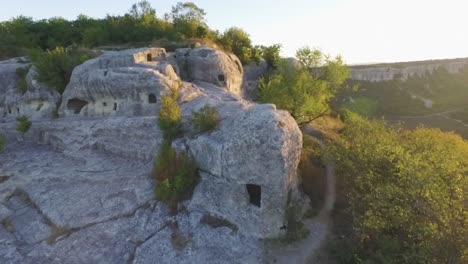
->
0 47 304 263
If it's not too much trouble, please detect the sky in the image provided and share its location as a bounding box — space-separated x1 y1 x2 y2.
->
1 0 467 64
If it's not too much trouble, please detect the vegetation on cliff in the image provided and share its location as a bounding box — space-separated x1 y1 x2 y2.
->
29 47 97 94
16 116 31 134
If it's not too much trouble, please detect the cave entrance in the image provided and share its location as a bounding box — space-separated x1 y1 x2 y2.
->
147 54 152 62
148 94 157 104
67 99 88 114
246 184 261 207
218 74 225 82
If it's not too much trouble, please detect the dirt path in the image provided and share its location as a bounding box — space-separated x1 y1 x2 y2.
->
265 133 336 264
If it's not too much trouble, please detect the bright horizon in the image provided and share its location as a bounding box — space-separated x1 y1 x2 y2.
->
1 0 467 64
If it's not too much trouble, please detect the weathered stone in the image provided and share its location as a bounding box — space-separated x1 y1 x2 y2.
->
176 47 244 96
349 58 468 82
60 48 179 118
0 46 305 263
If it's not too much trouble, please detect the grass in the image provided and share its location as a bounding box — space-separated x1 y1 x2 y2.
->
343 96 379 117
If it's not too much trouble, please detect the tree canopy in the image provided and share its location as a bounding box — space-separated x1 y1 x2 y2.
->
259 47 349 124
328 111 468 263
0 1 270 65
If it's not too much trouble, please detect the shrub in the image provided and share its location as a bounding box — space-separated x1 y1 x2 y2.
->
29 47 96 94
189 105 220 134
15 66 30 94
16 116 31 133
0 134 5 152
158 92 183 140
153 141 198 202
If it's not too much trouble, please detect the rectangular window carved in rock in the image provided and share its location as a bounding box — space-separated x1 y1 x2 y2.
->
246 184 261 207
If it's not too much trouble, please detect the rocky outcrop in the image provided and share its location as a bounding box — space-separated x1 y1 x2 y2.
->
60 48 179 118
0 59 61 120
349 58 468 82
0 47 305 263
175 47 244 96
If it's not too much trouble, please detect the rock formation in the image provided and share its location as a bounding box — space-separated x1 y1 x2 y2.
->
349 58 468 82
0 47 305 263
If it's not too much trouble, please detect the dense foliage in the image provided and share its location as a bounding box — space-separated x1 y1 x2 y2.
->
259 47 349 124
189 105 220 134
328 111 468 263
29 47 96 94
16 116 31 133
0 1 275 65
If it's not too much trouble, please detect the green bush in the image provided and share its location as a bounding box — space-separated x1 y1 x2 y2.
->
153 141 198 202
0 134 5 152
189 105 220 134
158 91 183 140
16 66 30 94
16 116 31 133
29 47 95 94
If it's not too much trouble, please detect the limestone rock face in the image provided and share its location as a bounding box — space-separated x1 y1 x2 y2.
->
175 47 244 96
0 59 61 120
349 58 468 82
187 103 302 238
0 46 304 263
60 48 179 118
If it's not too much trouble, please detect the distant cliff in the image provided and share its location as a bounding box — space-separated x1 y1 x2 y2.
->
349 58 468 82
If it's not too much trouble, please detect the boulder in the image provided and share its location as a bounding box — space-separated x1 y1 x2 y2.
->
176 47 244 96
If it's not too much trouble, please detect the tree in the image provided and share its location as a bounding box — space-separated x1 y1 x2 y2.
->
296 46 322 70
129 0 156 20
219 27 253 64
328 112 468 263
259 48 348 124
257 44 282 70
169 2 207 39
